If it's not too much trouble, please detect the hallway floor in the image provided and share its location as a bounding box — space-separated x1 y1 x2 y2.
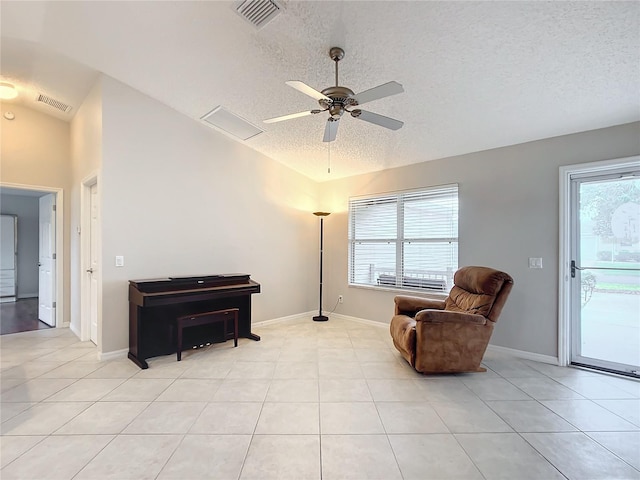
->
0 316 639 479
0 299 51 335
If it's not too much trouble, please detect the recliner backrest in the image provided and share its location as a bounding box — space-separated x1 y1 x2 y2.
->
444 266 514 322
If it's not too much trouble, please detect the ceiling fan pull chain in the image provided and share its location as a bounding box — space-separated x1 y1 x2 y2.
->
327 141 331 174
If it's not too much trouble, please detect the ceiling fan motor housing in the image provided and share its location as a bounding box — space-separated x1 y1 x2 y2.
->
319 86 356 118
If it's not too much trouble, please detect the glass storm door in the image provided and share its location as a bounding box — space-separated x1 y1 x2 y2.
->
570 169 640 377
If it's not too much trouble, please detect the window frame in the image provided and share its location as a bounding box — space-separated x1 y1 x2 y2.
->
348 184 459 293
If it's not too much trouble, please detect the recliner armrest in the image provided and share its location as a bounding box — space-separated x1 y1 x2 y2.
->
394 295 445 316
415 309 487 325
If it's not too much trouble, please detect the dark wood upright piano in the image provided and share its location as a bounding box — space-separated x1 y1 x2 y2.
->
128 273 260 369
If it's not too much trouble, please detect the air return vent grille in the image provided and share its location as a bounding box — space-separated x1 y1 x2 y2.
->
201 106 263 141
235 0 282 29
35 93 72 113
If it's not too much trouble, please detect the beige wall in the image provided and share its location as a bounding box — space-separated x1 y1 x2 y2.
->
97 76 320 354
320 121 640 358
0 103 72 323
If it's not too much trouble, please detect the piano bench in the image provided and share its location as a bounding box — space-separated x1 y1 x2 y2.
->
176 308 239 361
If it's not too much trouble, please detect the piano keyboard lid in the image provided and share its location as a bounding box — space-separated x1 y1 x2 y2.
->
130 274 252 293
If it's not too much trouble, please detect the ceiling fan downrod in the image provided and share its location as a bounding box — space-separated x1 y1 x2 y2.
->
320 47 355 119
329 47 344 87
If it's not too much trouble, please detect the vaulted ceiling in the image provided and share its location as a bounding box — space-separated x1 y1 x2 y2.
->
2 1 638 181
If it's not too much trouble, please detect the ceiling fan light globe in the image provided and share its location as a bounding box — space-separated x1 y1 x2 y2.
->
329 105 344 118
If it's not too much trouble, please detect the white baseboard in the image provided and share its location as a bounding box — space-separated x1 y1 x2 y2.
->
253 311 389 329
487 344 559 365
253 311 316 327
98 348 128 362
328 313 389 329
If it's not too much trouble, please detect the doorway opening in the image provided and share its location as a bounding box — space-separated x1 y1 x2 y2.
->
0 183 64 334
559 156 640 378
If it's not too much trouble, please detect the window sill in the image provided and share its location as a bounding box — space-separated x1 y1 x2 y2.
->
348 283 449 299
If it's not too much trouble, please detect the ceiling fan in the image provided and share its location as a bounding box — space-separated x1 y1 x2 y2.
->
264 47 404 142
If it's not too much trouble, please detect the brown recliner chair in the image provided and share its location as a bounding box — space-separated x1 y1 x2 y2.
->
390 266 514 373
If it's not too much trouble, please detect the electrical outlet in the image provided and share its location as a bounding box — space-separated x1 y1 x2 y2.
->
338 295 344 304
528 257 543 269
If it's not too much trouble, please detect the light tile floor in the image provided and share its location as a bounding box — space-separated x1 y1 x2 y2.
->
1 316 639 480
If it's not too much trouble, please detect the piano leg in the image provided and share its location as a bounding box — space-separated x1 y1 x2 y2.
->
128 352 149 369
247 332 261 341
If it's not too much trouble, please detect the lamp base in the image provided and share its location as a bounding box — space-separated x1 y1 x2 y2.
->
313 315 329 322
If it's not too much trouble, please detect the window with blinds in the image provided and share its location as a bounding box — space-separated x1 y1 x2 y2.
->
348 184 458 292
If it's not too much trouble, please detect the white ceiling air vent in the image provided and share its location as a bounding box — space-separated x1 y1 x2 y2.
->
235 0 282 29
35 93 72 113
201 106 263 141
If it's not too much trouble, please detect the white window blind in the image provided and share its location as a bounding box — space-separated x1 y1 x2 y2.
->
348 184 458 292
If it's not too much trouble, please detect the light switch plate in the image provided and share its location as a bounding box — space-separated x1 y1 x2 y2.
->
115 256 124 267
528 257 543 269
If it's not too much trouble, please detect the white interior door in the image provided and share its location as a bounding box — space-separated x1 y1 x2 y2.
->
38 194 56 327
89 183 99 344
570 168 640 377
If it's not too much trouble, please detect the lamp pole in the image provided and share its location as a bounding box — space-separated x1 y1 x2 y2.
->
313 211 330 321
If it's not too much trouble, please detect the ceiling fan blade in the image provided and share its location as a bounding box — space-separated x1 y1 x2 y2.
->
351 110 404 130
352 81 404 106
286 81 330 101
323 119 339 142
263 110 321 124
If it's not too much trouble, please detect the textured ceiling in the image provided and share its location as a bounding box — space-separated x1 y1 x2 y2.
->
1 1 638 182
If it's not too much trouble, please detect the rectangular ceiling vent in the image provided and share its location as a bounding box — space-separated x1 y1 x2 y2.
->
35 93 72 113
201 106 263 141
235 0 282 29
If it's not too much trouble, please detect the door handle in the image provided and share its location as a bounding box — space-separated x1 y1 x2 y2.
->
570 260 584 278
86 268 94 274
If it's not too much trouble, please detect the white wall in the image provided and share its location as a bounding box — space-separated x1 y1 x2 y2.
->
320 121 640 358
0 194 39 297
97 76 320 354
69 79 103 337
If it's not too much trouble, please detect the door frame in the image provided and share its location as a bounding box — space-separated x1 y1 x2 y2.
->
80 173 100 344
0 182 64 329
558 155 640 367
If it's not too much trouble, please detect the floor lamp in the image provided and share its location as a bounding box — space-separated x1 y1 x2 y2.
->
313 211 330 322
